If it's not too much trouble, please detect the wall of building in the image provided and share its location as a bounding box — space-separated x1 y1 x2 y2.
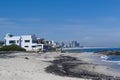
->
4 34 49 52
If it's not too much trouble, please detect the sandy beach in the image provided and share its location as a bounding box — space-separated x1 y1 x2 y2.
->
0 51 120 80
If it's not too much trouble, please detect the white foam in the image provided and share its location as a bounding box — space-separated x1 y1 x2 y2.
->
101 55 109 60
102 59 120 63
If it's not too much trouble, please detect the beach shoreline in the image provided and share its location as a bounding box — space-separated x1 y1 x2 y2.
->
0 51 120 80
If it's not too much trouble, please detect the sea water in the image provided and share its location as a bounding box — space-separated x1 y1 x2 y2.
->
63 47 120 68
63 47 120 53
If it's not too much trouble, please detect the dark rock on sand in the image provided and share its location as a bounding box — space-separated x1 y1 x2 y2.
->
45 56 120 80
25 57 29 60
98 50 120 55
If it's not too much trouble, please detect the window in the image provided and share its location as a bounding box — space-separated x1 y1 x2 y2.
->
32 46 36 48
25 40 30 43
24 46 29 48
17 40 19 43
9 40 16 44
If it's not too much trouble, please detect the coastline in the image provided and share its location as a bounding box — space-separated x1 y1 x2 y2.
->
45 52 120 79
0 51 120 80
62 47 113 50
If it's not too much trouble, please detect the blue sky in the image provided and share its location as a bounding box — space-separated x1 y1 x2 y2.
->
0 0 120 47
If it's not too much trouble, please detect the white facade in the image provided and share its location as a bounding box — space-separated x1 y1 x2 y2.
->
51 40 57 48
4 33 47 51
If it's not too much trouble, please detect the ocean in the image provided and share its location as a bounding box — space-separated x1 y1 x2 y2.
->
63 47 120 53
63 47 120 68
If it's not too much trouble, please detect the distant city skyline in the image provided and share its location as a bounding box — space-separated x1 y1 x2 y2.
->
0 0 120 47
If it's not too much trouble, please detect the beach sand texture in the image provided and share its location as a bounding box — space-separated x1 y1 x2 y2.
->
0 52 120 80
0 52 84 80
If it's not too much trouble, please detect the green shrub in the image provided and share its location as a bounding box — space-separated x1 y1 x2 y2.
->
0 44 26 51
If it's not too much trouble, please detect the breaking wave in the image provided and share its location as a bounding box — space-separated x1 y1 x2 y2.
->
101 55 120 65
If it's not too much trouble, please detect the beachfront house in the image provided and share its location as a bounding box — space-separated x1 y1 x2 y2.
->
4 33 48 52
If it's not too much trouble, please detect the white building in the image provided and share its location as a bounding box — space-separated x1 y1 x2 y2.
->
4 33 48 52
51 40 57 48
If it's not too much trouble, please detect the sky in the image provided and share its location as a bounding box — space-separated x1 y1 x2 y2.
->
0 0 120 47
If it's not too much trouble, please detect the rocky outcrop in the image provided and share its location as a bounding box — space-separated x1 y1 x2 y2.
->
98 50 120 55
